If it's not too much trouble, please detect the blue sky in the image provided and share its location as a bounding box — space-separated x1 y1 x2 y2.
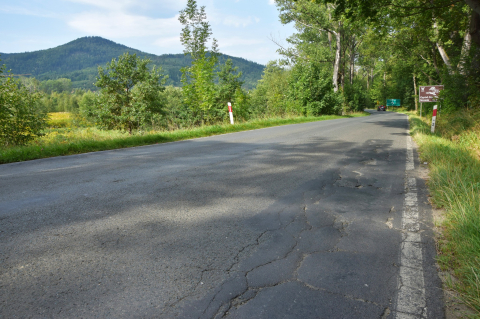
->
0 0 296 65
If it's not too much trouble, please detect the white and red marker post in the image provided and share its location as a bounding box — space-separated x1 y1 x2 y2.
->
431 105 437 133
228 102 234 124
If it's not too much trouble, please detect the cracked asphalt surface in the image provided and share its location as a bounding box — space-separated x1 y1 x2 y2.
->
0 110 443 318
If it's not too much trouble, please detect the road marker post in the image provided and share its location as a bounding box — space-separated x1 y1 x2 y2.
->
431 105 437 133
228 102 234 124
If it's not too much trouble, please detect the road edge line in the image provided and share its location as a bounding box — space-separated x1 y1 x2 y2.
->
394 120 427 319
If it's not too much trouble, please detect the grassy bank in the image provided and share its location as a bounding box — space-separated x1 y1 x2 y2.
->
0 112 368 164
409 110 480 315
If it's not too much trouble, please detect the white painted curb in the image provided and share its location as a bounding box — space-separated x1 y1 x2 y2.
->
395 128 427 318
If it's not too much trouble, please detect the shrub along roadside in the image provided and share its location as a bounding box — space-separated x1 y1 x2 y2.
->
409 111 480 314
0 113 368 164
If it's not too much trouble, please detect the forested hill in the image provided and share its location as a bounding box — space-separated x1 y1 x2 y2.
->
0 36 264 90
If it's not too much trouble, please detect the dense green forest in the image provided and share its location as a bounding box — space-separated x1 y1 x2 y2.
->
0 36 264 90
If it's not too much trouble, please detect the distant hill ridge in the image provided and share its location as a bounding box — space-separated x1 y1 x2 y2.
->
0 36 264 90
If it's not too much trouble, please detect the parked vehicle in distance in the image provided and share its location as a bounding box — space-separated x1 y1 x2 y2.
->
377 105 386 111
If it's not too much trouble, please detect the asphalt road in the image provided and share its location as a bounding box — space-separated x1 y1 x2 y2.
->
0 110 443 318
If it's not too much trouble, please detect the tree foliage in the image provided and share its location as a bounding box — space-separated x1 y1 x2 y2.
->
250 62 293 117
215 59 248 120
273 0 480 112
179 0 251 123
94 53 166 133
0 63 47 146
179 0 220 123
289 60 343 115
274 0 357 113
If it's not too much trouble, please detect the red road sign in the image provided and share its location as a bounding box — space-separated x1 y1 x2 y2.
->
419 85 444 102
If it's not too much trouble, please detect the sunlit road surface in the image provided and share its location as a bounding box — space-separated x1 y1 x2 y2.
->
0 110 443 318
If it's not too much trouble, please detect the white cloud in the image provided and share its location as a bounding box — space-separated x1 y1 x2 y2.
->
65 0 132 10
268 0 275 5
65 0 187 11
222 15 259 28
68 11 181 38
218 36 265 48
0 5 55 18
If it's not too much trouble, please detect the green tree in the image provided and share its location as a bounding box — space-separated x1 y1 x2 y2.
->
275 0 349 113
94 52 167 133
217 59 244 105
276 0 354 93
160 86 194 129
19 77 41 93
288 60 342 115
79 90 97 122
250 62 292 117
0 63 47 146
179 0 219 123
214 59 250 121
39 78 73 94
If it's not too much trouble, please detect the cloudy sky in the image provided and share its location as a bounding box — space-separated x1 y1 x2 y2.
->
0 0 296 65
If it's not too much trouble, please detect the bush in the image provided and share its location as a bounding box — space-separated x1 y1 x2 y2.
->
306 91 343 116
250 62 292 117
288 61 342 116
94 53 167 133
343 82 369 112
0 70 47 146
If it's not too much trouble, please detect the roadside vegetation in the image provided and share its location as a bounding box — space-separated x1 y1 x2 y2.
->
409 110 480 315
0 0 370 163
0 112 367 164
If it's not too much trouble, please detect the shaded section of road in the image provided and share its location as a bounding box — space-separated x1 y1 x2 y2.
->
173 133 405 318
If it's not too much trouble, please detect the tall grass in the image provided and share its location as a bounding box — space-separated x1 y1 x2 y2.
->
410 110 480 315
47 112 72 128
0 112 368 164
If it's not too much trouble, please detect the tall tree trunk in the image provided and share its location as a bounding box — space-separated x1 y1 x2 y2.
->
327 10 333 53
413 74 418 112
458 27 472 74
432 45 442 80
470 11 480 71
350 36 356 85
464 0 480 16
433 21 453 72
367 69 370 90
340 72 344 91
350 57 355 85
341 34 346 91
470 10 480 46
332 22 342 93
436 42 452 70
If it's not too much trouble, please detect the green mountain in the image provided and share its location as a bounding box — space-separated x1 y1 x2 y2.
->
0 36 264 90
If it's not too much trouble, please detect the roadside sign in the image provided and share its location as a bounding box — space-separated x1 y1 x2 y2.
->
419 86 444 102
386 99 401 106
